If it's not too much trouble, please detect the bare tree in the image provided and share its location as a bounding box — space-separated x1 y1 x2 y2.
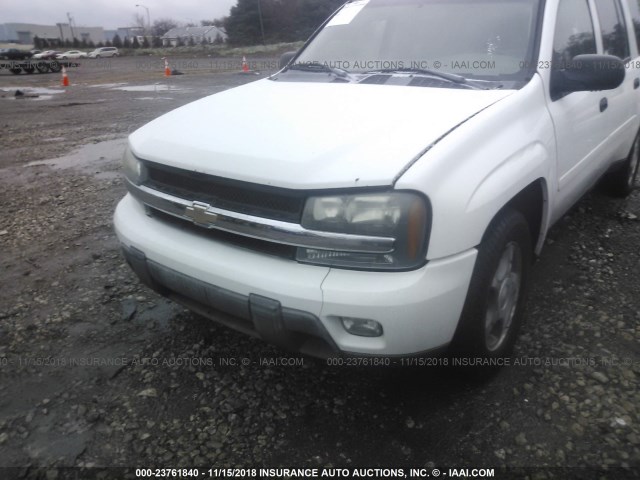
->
132 13 146 29
201 18 226 28
152 18 179 37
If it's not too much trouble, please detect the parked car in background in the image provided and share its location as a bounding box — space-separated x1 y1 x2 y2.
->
32 50 61 60
88 47 119 58
56 50 88 59
0 48 32 60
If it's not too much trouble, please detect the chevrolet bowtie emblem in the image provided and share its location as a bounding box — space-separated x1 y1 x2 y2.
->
185 201 218 226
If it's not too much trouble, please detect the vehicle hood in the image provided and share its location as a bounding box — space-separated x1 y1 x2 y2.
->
130 79 512 189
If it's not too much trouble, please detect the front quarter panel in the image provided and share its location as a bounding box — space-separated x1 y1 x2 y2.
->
396 74 556 260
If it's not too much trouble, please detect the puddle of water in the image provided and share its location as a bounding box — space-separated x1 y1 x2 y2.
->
26 138 127 180
135 96 174 101
1 87 66 95
134 299 180 331
113 84 188 92
89 83 128 88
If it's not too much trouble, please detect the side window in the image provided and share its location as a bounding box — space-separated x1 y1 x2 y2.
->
553 0 597 65
595 0 631 59
626 0 640 53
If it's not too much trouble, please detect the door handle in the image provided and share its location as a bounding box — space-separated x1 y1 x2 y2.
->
600 97 608 112
634 78 640 89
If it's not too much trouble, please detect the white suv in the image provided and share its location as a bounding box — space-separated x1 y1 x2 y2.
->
114 0 640 359
88 47 119 58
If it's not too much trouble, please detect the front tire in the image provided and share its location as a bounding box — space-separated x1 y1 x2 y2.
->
602 133 640 197
451 208 532 359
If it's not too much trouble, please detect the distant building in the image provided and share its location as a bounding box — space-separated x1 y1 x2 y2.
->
0 23 104 44
104 30 118 42
111 27 145 43
161 26 227 47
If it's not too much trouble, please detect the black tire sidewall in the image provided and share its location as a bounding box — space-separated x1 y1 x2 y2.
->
602 133 639 197
451 208 533 359
620 135 639 193
629 138 640 187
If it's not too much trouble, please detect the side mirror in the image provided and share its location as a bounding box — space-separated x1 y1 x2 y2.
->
550 54 625 100
279 51 298 69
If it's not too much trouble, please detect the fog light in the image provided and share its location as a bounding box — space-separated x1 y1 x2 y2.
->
340 317 383 337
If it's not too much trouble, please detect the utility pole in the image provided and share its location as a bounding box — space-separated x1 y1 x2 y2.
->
257 0 266 45
67 12 76 40
135 4 151 35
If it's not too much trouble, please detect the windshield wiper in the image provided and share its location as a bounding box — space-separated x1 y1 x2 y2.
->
365 68 503 89
287 62 351 79
365 68 469 84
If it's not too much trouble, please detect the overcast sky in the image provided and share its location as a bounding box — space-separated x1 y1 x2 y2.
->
3 0 238 30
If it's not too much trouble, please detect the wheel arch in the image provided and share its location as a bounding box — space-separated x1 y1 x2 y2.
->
461 141 552 259
501 178 549 256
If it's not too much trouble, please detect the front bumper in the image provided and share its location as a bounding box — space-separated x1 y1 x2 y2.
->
114 194 477 357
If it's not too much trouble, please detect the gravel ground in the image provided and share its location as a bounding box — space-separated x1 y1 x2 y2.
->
0 56 639 480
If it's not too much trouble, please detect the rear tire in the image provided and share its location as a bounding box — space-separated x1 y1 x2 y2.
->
602 133 640 198
450 208 532 359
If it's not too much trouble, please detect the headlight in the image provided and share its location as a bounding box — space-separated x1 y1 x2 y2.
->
122 146 146 185
297 192 429 270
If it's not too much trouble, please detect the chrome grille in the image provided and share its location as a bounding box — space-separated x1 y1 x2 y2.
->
144 161 305 222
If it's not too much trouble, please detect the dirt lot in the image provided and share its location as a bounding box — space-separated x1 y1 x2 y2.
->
0 56 639 480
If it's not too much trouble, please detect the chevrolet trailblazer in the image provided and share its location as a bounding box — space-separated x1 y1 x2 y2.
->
115 0 640 359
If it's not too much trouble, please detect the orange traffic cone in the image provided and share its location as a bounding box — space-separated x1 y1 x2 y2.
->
164 58 171 77
242 56 249 73
61 66 69 87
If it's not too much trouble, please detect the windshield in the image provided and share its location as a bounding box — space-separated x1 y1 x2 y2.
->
293 0 541 83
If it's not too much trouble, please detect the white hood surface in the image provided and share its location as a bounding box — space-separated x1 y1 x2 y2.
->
130 79 512 189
